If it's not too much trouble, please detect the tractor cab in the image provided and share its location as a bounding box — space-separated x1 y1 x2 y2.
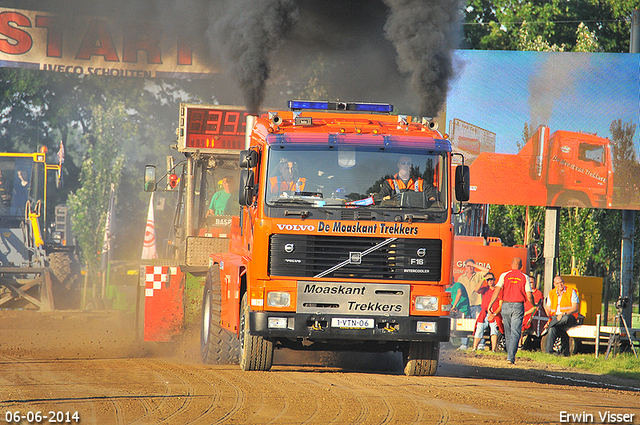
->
0 149 80 310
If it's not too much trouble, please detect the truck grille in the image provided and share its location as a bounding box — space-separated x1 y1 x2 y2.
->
269 234 441 281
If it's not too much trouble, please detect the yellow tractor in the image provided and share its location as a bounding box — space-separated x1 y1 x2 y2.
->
0 147 80 310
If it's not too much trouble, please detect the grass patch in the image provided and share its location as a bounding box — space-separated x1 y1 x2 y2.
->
467 347 640 381
519 350 640 381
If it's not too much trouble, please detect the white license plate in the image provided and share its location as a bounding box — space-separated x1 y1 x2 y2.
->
331 318 374 329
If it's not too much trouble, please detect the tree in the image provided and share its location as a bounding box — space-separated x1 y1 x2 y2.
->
610 119 638 205
67 103 127 282
463 0 635 52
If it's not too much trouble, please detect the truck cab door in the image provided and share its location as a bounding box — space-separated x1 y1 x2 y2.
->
546 134 608 206
573 142 608 196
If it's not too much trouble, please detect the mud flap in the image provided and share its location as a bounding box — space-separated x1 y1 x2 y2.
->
143 265 184 342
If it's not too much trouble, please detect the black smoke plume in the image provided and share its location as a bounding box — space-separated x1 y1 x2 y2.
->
207 0 299 114
12 0 462 116
382 0 462 117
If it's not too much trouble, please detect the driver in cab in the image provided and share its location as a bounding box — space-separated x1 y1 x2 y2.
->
270 158 306 195
378 155 437 203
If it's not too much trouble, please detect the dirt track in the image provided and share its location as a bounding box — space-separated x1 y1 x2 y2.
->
0 311 638 424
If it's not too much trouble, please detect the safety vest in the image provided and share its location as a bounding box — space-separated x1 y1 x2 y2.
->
548 287 579 319
386 174 424 194
270 176 306 193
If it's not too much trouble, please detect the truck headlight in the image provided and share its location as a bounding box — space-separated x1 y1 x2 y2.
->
267 291 290 308
417 321 437 333
268 317 288 329
414 296 438 312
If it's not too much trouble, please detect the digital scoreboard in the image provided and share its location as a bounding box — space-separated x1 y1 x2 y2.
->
177 104 249 153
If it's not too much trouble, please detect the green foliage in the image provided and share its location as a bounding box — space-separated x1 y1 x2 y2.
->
463 0 635 52
527 351 640 381
487 205 545 271
559 207 599 275
1 68 211 266
67 103 128 273
610 119 639 206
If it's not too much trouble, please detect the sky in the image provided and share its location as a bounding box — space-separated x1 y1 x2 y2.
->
446 50 640 157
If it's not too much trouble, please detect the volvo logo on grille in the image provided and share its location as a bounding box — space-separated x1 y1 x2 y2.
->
284 243 295 253
417 248 426 257
349 252 362 264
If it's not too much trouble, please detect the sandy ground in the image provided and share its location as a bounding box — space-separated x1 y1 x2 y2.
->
0 310 638 424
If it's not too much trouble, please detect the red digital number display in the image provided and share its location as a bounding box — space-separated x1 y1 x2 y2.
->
184 107 248 151
187 109 247 136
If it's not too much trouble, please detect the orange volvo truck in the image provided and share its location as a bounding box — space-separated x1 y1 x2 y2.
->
469 126 613 208
145 101 470 376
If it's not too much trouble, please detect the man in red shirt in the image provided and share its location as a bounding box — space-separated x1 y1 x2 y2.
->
488 257 534 364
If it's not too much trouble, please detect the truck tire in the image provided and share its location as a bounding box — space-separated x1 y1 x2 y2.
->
541 334 570 355
565 198 588 207
402 341 439 376
48 251 81 310
239 293 273 371
200 266 240 364
556 192 590 208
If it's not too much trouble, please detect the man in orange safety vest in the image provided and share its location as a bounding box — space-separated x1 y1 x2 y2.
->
543 276 580 356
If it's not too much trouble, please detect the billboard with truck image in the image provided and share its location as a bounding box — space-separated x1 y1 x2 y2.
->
447 50 640 210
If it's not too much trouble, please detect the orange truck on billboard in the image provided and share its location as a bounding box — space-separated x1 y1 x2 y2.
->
144 101 470 376
468 126 613 208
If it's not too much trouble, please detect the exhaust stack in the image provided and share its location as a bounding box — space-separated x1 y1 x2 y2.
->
245 115 256 150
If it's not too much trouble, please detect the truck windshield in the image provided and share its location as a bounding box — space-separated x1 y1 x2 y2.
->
265 145 448 213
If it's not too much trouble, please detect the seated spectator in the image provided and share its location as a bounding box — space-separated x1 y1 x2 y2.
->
520 274 544 347
543 275 580 356
446 280 470 350
472 272 504 351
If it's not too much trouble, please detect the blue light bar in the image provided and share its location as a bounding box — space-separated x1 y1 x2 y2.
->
352 103 394 113
288 100 393 113
287 100 329 110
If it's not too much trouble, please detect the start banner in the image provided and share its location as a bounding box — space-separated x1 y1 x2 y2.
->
0 7 215 79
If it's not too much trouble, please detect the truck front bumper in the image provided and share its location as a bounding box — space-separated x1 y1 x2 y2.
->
250 311 450 343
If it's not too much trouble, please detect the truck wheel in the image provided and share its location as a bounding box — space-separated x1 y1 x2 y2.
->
402 341 439 376
48 251 81 310
497 333 506 352
541 334 566 355
565 198 587 207
200 266 240 364
556 193 590 208
239 293 273 371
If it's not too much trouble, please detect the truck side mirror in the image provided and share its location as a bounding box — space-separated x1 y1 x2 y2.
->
239 150 258 168
454 165 470 202
238 169 255 206
144 165 157 192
